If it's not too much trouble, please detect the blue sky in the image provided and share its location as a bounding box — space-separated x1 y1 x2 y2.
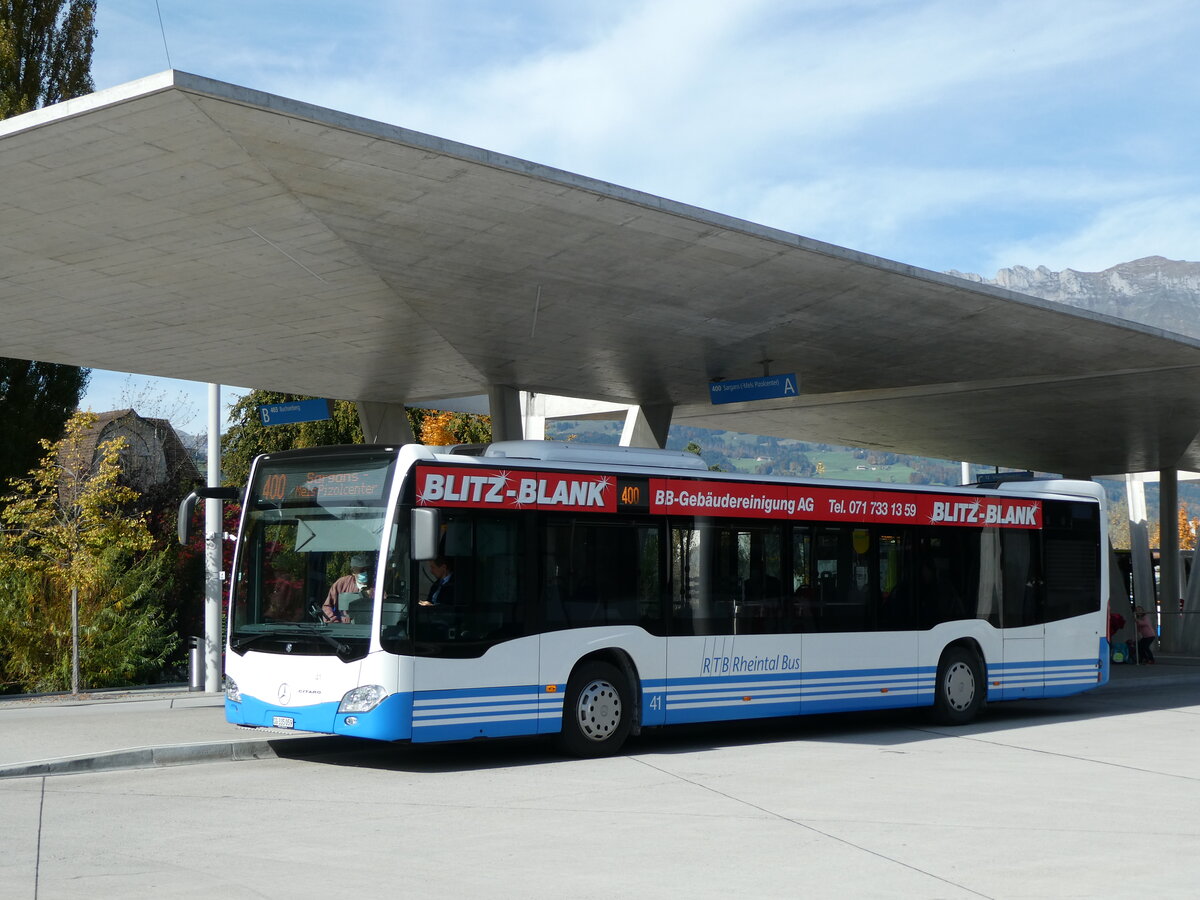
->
80 0 1200 424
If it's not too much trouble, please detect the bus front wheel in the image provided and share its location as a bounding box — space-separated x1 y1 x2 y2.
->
559 661 633 757
932 645 985 725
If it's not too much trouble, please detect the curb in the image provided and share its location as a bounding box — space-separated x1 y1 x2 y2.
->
0 734 344 780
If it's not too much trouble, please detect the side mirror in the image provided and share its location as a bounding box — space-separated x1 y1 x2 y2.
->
177 486 240 543
411 507 440 561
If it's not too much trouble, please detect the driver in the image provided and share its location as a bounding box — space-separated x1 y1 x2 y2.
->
323 554 372 623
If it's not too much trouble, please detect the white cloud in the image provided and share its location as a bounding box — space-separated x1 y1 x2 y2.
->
988 195 1200 274
763 161 1197 277
90 1 1200 278
356 1 1188 161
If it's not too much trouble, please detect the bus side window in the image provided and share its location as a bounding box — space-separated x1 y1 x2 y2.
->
792 526 814 632
914 531 974 627
875 532 917 631
1001 528 1041 627
415 513 526 648
1042 500 1099 622
670 524 700 635
541 518 661 631
815 528 857 631
471 517 524 638
735 526 784 634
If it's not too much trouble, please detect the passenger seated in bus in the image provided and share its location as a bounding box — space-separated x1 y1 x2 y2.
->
419 557 455 607
323 553 372 623
263 568 304 622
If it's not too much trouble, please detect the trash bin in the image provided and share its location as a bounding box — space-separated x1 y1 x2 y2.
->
189 636 206 692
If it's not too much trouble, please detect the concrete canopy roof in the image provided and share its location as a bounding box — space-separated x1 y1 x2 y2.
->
2 70 1199 475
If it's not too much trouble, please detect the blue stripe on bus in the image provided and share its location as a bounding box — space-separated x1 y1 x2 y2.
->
665 657 1099 720
411 685 564 743
985 657 1101 700
987 657 1099 671
414 683 538 700
661 664 938 723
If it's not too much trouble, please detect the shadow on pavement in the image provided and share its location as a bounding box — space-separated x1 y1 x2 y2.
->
276 673 1200 775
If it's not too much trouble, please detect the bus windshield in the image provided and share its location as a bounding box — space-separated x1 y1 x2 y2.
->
228 450 396 659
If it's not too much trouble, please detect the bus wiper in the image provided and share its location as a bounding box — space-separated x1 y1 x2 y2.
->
291 624 352 655
230 631 277 651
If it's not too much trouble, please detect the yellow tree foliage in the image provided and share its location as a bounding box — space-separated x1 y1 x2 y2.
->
420 411 459 446
1181 504 1198 551
1 412 151 589
1147 504 1199 551
0 412 174 692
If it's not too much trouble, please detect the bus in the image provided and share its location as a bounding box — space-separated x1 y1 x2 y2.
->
191 440 1110 756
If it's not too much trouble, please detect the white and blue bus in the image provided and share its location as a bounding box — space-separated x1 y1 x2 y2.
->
196 440 1109 756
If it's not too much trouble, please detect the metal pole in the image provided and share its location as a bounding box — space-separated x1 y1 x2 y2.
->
204 384 223 693
71 585 79 694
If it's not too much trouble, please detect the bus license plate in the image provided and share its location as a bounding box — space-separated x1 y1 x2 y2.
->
272 716 295 729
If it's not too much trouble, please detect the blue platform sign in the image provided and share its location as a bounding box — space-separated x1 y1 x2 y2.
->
709 373 799 405
259 398 333 426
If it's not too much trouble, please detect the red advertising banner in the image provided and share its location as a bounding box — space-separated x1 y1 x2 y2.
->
414 466 1042 528
647 479 1042 529
415 466 616 512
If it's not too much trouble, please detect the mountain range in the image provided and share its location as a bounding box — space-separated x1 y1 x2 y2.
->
948 256 1200 340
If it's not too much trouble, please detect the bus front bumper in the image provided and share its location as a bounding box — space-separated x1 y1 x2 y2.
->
226 691 413 741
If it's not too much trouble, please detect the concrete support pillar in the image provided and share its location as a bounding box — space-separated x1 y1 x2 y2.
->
488 384 524 442
619 404 674 449
1125 474 1157 645
1159 469 1181 651
356 401 414 444
520 392 546 440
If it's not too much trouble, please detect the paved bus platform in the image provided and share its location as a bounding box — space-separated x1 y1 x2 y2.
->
0 687 348 779
2 658 1199 780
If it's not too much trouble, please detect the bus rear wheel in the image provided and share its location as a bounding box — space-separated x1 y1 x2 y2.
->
559 661 633 757
932 645 985 725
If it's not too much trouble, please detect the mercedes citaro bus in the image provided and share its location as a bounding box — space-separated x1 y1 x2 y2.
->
181 440 1108 756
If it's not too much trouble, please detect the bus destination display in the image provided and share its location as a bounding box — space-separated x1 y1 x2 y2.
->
257 467 389 503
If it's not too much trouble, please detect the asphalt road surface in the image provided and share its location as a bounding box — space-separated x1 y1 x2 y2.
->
4 682 1199 899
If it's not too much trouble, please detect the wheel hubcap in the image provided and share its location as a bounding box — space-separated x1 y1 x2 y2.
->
576 679 622 742
944 661 975 711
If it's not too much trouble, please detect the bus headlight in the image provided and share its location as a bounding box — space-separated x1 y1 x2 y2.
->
223 675 241 703
339 684 387 713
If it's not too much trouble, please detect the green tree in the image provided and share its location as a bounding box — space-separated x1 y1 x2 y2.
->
682 440 724 472
1 2 96 491
0 0 96 118
0 412 177 693
0 359 90 494
222 392 493 485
